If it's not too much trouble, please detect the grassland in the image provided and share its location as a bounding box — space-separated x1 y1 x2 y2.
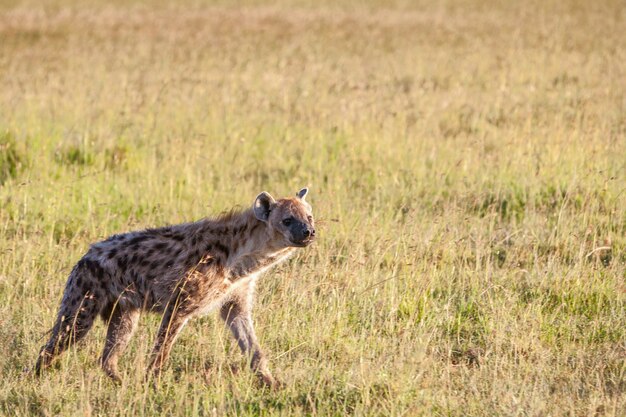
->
1 0 625 415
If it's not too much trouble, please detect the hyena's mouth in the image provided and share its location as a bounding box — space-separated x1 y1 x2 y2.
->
290 237 315 247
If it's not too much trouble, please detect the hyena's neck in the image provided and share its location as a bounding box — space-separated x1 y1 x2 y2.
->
197 209 291 276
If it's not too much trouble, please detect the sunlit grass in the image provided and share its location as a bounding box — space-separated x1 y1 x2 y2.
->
0 0 624 415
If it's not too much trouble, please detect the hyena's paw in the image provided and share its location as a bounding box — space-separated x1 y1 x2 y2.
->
100 359 123 384
34 350 54 376
257 371 284 390
102 368 123 385
144 364 166 389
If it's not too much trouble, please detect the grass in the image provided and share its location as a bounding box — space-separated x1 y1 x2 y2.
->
0 0 625 415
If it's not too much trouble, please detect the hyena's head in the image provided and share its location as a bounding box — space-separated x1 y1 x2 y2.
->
253 188 316 248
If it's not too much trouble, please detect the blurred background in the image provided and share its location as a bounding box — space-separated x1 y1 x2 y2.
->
0 1 624 415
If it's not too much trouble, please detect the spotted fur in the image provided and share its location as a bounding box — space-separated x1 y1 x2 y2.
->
35 189 315 387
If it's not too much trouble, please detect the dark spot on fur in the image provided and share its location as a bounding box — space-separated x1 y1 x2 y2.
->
154 242 168 251
183 252 199 270
128 235 149 246
150 260 161 270
85 301 98 314
216 227 230 236
214 243 230 257
97 276 107 289
116 255 128 270
82 258 105 280
171 233 184 242
107 249 117 259
162 246 175 258
100 301 115 322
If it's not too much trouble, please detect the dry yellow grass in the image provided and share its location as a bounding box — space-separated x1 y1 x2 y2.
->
0 0 625 416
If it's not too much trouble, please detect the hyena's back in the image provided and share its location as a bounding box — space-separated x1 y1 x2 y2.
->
77 224 209 310
89 225 210 308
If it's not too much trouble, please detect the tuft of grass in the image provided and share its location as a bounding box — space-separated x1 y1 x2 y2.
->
0 130 24 185
54 144 95 167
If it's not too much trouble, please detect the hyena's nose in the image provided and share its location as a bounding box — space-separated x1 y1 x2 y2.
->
308 228 316 238
303 229 311 238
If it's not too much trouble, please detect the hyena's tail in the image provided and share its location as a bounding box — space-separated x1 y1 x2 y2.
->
34 258 108 375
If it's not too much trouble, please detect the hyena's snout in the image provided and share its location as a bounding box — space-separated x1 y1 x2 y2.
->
292 223 315 245
302 226 315 239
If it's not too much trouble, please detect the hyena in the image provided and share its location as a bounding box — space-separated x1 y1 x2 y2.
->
35 188 315 387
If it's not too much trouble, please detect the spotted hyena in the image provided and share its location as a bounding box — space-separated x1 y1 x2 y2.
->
35 188 315 387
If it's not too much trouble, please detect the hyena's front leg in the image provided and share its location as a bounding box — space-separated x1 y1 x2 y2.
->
220 292 278 388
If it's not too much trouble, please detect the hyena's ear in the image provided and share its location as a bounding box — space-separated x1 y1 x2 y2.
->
253 192 276 221
296 188 309 200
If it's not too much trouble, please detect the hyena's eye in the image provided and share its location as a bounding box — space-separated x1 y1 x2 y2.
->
282 218 293 226
307 215 313 222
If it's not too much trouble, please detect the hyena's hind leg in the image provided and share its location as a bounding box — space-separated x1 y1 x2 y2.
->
34 261 106 375
146 301 191 380
100 303 140 383
35 290 103 375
